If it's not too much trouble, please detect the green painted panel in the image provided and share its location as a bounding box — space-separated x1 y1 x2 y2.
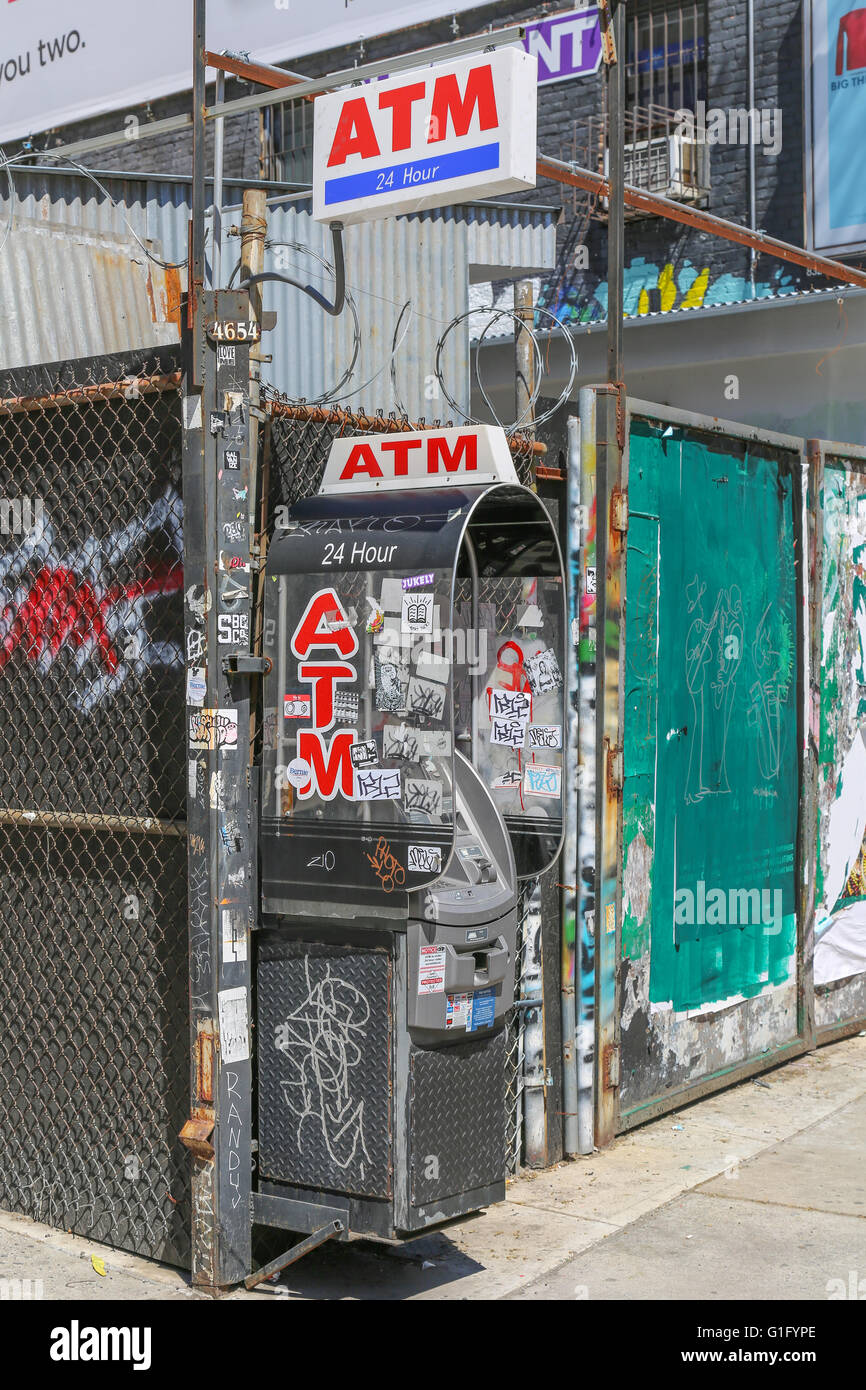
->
624 423 798 1011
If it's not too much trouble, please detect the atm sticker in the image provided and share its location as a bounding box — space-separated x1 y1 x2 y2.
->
517 603 543 628
528 724 562 750
418 944 447 996
380 577 404 613
284 693 312 719
221 908 247 964
445 992 471 1027
187 668 207 706
490 716 527 748
406 674 447 720
467 987 496 1032
524 764 562 798
333 689 359 724
488 689 531 722
524 648 562 695
415 649 450 684
408 844 442 874
189 708 238 751
383 722 420 762
356 768 402 800
349 739 379 769
374 656 408 712
421 729 452 758
365 596 385 634
405 777 443 817
402 591 435 635
492 768 523 791
218 986 249 1064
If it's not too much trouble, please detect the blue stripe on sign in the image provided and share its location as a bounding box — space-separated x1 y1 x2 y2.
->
324 141 501 205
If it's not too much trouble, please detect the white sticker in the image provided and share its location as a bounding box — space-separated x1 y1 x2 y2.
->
221 909 247 963
383 722 421 762
490 715 527 748
189 708 238 751
218 987 250 1064
188 759 197 798
187 668 207 706
380 577 404 613
421 729 452 758
405 777 443 817
445 992 472 1028
488 689 531 721
415 648 450 684
356 768 402 800
524 763 562 798
418 944 447 995
492 768 523 791
286 757 312 789
408 844 442 874
524 648 562 694
517 603 544 628
209 771 226 811
406 674 447 720
528 724 562 750
402 591 435 635
284 693 311 719
182 394 203 430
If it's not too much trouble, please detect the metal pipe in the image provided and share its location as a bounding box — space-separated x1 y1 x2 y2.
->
747 0 757 298
211 69 225 290
0 809 185 836
607 3 626 383
191 0 207 383
536 153 866 290
576 387 598 1155
560 414 581 1157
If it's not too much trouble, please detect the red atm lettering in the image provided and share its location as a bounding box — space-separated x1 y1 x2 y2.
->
291 589 359 658
378 82 426 151
298 661 355 732
380 437 423 475
339 443 383 482
327 98 381 167
428 434 477 474
297 730 356 800
428 66 498 142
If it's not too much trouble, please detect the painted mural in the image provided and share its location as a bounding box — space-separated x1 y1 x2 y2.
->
538 255 803 326
815 463 866 987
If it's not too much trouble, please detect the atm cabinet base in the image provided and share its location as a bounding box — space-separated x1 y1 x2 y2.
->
253 1180 505 1242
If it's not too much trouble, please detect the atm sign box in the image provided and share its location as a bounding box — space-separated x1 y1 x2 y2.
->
313 47 537 225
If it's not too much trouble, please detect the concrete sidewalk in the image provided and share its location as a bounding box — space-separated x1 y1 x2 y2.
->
1 1033 864 1301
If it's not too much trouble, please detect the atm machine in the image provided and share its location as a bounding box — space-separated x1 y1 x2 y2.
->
256 426 565 1241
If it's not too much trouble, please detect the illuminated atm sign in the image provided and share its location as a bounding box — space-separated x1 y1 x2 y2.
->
319 425 520 494
312 47 537 225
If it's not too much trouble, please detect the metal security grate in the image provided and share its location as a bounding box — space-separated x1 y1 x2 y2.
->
0 355 190 1265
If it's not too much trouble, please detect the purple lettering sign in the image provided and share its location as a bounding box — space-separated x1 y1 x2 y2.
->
524 6 603 86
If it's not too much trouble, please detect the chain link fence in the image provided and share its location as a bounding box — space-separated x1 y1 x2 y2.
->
0 352 190 1265
261 393 540 1173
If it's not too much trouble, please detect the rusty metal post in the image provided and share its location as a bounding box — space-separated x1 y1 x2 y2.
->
514 279 537 459
240 190 267 534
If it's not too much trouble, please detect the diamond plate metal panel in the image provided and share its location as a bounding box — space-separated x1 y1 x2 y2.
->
257 939 392 1199
410 1030 506 1205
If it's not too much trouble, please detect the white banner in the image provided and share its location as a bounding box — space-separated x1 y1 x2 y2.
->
0 0 495 149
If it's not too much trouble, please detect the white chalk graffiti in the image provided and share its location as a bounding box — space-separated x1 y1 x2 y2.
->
274 959 371 1176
